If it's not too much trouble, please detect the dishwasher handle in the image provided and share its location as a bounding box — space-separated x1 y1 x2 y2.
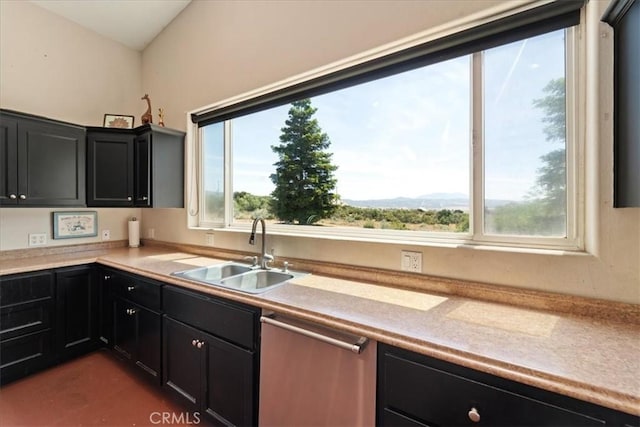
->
260 315 368 354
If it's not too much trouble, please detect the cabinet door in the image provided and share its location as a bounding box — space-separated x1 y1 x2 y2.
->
87 132 134 206
202 331 256 427
163 316 202 410
134 133 151 207
0 114 18 205
17 118 86 206
97 269 113 346
55 266 98 360
112 298 137 361
136 306 161 383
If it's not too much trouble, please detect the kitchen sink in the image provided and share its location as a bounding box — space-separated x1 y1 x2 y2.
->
171 262 304 294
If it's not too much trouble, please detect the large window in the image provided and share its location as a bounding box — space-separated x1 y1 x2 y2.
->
196 6 582 250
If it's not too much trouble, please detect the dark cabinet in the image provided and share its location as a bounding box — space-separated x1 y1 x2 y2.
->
86 131 135 206
0 270 55 384
109 270 162 384
603 0 640 207
55 265 99 361
162 286 260 426
377 343 639 427
87 125 184 208
97 267 113 346
0 110 86 207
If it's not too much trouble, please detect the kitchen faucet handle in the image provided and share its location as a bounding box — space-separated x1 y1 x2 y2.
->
243 255 258 266
263 253 274 269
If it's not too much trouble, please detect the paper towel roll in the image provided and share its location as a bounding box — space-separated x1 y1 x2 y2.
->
128 220 140 248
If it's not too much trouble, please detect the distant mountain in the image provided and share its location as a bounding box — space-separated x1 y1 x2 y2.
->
341 195 513 210
417 192 468 200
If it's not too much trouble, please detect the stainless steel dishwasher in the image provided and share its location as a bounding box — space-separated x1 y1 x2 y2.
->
259 313 376 427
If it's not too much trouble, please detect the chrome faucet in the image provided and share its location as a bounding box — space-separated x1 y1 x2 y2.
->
249 217 273 269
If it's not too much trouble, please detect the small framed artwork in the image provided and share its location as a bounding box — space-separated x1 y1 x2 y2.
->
53 211 98 239
103 114 135 129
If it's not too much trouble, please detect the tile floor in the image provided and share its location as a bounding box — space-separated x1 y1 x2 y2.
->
0 350 191 426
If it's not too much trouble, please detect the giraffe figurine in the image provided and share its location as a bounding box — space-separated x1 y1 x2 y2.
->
141 94 153 124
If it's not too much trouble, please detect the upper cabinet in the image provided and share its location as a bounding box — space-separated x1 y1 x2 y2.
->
0 110 86 207
87 125 184 208
603 0 640 207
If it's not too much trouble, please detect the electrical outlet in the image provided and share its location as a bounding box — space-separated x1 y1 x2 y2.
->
147 228 155 239
401 250 422 273
101 229 111 241
28 233 47 246
205 232 215 246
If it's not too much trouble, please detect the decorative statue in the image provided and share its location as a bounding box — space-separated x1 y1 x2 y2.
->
141 94 153 124
158 108 165 127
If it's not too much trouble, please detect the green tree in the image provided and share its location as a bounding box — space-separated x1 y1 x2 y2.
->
531 77 566 218
270 99 338 224
491 78 567 236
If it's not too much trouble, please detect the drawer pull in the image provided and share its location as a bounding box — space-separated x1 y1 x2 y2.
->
468 407 481 423
104 275 111 280
196 341 204 349
126 308 137 315
127 286 135 291
9 194 17 199
192 339 198 347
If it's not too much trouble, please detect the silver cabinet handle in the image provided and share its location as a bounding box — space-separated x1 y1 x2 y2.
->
468 407 481 423
260 315 368 354
126 308 137 315
142 196 148 201
191 339 198 347
197 341 204 349
104 275 111 280
19 194 26 200
127 285 135 291
127 196 132 201
9 194 17 200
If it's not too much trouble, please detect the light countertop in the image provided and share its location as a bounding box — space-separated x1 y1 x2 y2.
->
1 244 639 416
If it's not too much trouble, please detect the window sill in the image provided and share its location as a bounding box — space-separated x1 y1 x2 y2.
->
192 223 588 257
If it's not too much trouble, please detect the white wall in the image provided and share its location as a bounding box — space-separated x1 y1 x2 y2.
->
141 0 639 304
0 0 143 250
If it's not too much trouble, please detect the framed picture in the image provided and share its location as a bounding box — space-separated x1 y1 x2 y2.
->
103 114 134 129
53 211 98 239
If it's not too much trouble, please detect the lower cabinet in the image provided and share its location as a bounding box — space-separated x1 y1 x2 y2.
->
162 285 260 426
112 298 161 383
55 265 99 361
377 343 639 427
163 316 256 426
1 267 98 384
108 268 162 385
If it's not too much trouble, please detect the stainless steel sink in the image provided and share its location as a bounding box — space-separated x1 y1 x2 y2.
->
221 270 294 292
172 262 253 282
171 262 304 294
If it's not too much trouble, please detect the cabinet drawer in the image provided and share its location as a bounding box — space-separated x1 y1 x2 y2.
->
163 286 259 350
0 299 53 340
0 329 53 384
381 351 605 426
109 271 161 310
0 271 54 307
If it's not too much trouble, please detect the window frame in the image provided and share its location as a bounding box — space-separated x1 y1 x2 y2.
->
190 2 585 252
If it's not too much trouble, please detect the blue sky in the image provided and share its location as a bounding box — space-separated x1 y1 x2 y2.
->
206 29 566 203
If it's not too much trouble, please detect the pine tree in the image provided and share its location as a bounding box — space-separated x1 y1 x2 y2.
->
270 99 338 224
